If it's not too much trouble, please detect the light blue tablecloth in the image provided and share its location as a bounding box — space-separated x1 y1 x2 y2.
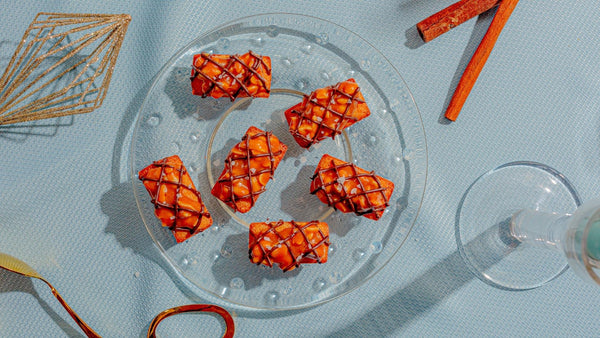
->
2 1 600 336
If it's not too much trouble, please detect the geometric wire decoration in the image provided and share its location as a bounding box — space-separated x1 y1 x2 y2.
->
0 13 131 125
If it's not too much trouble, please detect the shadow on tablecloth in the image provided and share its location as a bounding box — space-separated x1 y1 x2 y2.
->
438 8 496 124
326 174 516 337
0 269 84 337
0 40 75 141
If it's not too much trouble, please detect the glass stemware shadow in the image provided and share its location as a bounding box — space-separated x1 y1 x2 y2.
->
327 221 515 337
456 216 523 289
327 248 471 336
328 183 530 336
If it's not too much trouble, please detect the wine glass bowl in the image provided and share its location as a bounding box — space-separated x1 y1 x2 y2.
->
457 161 600 290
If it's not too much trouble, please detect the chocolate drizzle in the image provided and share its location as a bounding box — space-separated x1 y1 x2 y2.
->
191 51 271 101
140 157 211 235
214 129 284 212
310 158 390 219
249 220 330 272
289 80 366 147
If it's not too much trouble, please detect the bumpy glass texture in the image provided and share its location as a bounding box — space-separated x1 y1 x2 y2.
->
131 13 427 309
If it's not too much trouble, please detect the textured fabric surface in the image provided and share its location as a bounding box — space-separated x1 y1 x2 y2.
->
1 0 600 336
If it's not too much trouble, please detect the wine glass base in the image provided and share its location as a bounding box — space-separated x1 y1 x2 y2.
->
456 161 581 290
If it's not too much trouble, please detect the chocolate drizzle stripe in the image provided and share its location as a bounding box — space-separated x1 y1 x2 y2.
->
196 55 239 100
249 221 329 272
231 51 270 97
310 159 390 218
174 162 184 230
272 220 297 271
296 222 328 262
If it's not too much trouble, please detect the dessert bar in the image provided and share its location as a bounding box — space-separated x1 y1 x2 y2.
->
138 155 213 243
249 220 330 271
285 78 370 148
211 126 287 213
191 51 271 100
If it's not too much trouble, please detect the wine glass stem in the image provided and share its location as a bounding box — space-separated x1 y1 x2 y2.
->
510 209 572 252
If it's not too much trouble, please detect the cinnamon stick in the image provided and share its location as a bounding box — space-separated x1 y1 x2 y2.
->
417 0 501 42
445 0 519 121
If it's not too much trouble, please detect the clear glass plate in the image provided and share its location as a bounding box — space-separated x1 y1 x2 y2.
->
131 13 427 310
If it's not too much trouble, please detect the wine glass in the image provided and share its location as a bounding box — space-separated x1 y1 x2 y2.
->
456 161 600 290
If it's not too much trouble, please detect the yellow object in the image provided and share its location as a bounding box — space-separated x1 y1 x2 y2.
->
0 13 130 125
0 252 101 337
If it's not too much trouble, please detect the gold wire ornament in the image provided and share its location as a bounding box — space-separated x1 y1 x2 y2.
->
0 12 131 125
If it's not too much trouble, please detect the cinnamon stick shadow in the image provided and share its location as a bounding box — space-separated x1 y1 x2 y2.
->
401 0 442 49
326 191 512 337
404 26 425 50
439 8 497 124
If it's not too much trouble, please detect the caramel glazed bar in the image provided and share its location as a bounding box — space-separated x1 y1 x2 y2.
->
249 220 330 272
190 51 271 100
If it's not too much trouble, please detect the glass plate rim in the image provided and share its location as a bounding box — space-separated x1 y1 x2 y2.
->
130 12 428 311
